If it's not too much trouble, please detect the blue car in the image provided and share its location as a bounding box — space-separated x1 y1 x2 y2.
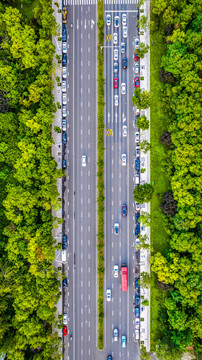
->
122 204 127 217
62 27 66 42
62 53 67 66
63 277 68 287
121 335 127 348
135 224 140 235
135 306 140 317
135 115 139 124
136 212 140 223
62 159 66 169
62 235 68 249
136 293 140 305
122 57 127 69
135 277 140 288
62 132 67 144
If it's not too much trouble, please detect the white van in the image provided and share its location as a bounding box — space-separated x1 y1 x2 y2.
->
62 250 67 262
135 174 140 185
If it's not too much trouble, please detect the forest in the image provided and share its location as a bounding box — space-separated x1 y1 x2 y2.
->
0 0 62 359
150 0 202 358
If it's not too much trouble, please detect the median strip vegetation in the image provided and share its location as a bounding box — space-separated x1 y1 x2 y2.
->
97 0 105 350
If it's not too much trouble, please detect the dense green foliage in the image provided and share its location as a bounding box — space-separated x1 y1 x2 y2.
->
0 1 62 359
150 0 202 356
97 0 105 350
133 183 154 203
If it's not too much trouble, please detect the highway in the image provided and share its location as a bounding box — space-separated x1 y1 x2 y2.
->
63 1 140 360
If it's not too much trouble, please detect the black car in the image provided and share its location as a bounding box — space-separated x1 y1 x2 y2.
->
135 277 140 288
136 293 140 305
122 57 127 69
122 204 127 217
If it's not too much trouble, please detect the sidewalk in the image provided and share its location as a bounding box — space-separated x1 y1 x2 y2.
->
139 0 151 353
51 0 63 341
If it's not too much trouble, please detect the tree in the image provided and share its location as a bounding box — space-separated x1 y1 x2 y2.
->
131 88 153 109
54 126 61 133
160 191 177 216
133 183 154 203
139 140 151 153
142 299 149 306
159 68 175 84
138 15 148 31
136 42 149 58
139 211 151 226
140 272 152 289
136 234 152 250
136 115 149 130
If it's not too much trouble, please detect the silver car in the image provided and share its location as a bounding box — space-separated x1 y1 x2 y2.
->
135 131 139 143
123 26 127 38
62 81 66 92
106 14 111 26
62 119 66 131
121 42 125 54
62 93 67 105
114 95 119 107
62 42 67 53
122 154 127 166
121 83 126 95
62 66 67 79
114 327 119 341
63 313 68 325
122 125 127 137
81 155 87 167
122 14 127 26
114 49 118 61
62 106 67 117
135 63 139 74
113 32 118 45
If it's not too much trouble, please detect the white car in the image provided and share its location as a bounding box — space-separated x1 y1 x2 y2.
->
122 13 127 26
62 106 67 117
121 83 126 95
114 16 119 28
135 132 139 143
106 289 111 302
106 14 111 26
62 66 67 79
114 95 119 107
113 32 118 45
135 38 139 49
62 119 66 132
122 153 127 166
62 93 67 105
121 42 125 54
135 329 140 340
135 238 140 246
114 327 119 341
81 155 87 167
114 49 118 61
123 26 127 38
122 125 127 137
62 42 67 53
62 81 66 92
135 318 140 330
63 313 68 325
136 145 140 157
114 223 119 235
135 63 139 74
114 265 119 278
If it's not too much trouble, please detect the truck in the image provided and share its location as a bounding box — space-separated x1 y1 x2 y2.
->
62 7 67 24
121 265 127 291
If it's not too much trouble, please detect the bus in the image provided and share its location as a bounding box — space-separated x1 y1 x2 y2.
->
121 265 127 291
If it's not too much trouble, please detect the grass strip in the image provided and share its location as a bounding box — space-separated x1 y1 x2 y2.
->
97 0 105 350
150 19 170 350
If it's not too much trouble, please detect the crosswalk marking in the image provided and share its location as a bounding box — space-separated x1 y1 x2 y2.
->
68 0 138 4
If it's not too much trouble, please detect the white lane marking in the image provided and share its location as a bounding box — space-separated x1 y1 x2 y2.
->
84 19 86 29
88 74 90 80
88 253 90 259
81 280 83 287
81 211 83 218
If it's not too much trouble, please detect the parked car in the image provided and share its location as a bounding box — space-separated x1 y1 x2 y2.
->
134 51 139 61
122 13 127 26
63 325 67 336
135 329 140 340
135 63 139 74
122 125 127 137
136 293 140 305
135 306 140 318
121 335 127 348
62 105 67 117
62 53 67 66
135 38 139 48
121 83 126 95
134 77 139 88
136 203 140 211
114 49 118 61
121 42 125 53
114 16 119 28
114 265 119 278
62 66 67 79
63 277 68 287
122 204 127 217
62 81 66 92
135 115 139 124
114 95 119 106
136 145 140 157
62 119 66 131
136 211 140 223
106 14 111 26
135 317 140 330
136 159 140 171
135 277 140 288
114 78 118 89
135 224 140 235
107 356 112 360
122 57 127 69
62 235 68 249
62 159 66 170
114 327 119 341
135 132 139 143
114 223 119 235
122 153 127 166
62 132 67 144
62 27 66 42
63 313 68 325
114 62 119 73
62 42 67 53
62 93 67 105
113 32 118 45
135 238 140 246
123 26 127 38
106 289 111 301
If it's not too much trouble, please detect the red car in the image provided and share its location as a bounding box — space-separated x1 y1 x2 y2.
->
63 326 67 336
114 78 118 89
134 77 139 88
134 51 139 61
